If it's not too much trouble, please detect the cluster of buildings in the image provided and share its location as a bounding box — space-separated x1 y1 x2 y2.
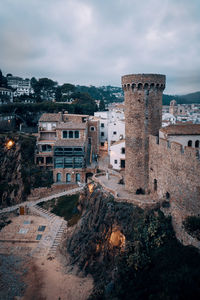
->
36 96 200 186
0 75 34 104
162 101 200 125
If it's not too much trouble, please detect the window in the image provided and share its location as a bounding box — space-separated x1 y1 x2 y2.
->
63 131 68 138
76 173 81 182
188 140 192 147
66 173 71 182
90 126 95 131
101 123 104 128
75 131 79 138
101 132 105 137
195 140 199 148
56 173 61 182
41 144 52 152
55 157 63 168
74 157 83 168
64 157 73 168
121 147 125 154
114 160 117 164
101 142 104 147
69 131 73 138
62 130 80 139
154 179 157 192
113 131 117 135
46 157 53 164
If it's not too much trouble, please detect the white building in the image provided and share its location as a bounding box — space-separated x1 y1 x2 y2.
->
108 119 125 150
0 87 13 104
162 113 176 127
94 107 125 151
159 124 200 148
110 140 125 170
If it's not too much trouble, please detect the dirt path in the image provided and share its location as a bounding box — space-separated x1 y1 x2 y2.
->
23 254 93 300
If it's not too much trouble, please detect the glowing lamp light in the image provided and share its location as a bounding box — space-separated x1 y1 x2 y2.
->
109 229 126 248
6 139 15 149
88 183 94 193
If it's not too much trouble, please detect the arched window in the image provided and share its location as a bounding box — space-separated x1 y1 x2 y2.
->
166 192 170 200
195 140 199 148
76 173 81 182
138 83 143 90
56 173 61 182
66 173 71 182
188 140 192 147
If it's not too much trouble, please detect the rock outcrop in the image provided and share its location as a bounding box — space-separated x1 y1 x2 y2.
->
67 184 200 299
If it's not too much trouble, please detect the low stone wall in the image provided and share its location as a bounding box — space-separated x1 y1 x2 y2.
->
28 183 77 201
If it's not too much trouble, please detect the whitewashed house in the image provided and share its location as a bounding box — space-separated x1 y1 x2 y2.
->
110 140 125 170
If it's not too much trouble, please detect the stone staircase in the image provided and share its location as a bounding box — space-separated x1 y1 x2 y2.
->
29 205 68 258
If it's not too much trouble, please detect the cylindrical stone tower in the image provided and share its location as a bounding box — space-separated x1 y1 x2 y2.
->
121 74 166 193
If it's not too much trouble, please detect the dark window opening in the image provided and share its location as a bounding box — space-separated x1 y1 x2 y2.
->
114 160 117 164
63 131 67 138
188 140 192 147
101 132 104 137
75 131 79 138
101 142 104 147
101 123 104 128
120 159 125 168
90 126 95 131
41 144 52 152
113 131 117 135
56 173 61 182
195 140 199 148
154 179 157 191
46 157 53 164
121 147 125 154
69 131 73 138
166 192 170 199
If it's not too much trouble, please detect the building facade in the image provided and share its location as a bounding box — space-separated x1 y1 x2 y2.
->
36 112 99 183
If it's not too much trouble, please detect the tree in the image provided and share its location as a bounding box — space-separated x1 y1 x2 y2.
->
99 99 105 111
61 83 75 94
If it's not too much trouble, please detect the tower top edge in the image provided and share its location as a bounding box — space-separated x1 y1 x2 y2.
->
121 73 166 85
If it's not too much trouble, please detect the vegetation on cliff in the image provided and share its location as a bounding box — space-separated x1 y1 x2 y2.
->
67 185 200 299
0 133 53 208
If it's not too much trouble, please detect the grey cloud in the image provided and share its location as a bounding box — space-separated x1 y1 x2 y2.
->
0 0 200 94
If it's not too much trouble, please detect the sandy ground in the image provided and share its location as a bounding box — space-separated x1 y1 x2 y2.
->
0 214 93 300
22 254 93 300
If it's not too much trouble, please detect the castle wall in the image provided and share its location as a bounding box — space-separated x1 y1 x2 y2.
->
122 74 165 193
149 135 200 215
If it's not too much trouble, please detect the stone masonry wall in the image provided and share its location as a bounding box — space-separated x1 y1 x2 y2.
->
149 135 200 215
122 74 165 193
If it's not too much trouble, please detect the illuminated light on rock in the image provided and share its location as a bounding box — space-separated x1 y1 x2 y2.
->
88 183 94 193
109 229 126 248
5 139 15 149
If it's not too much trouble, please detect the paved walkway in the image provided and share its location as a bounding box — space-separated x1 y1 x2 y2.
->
0 185 85 214
93 173 158 209
0 184 85 258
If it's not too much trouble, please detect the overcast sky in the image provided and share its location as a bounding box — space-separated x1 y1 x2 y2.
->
0 0 200 94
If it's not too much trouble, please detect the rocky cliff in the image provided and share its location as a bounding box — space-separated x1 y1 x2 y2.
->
67 184 200 299
0 133 53 208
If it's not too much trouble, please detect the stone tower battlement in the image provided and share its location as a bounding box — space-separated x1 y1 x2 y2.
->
122 73 166 193
122 74 166 91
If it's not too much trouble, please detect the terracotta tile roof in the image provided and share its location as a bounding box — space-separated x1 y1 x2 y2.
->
56 122 87 129
39 113 61 122
54 139 86 147
160 124 200 135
